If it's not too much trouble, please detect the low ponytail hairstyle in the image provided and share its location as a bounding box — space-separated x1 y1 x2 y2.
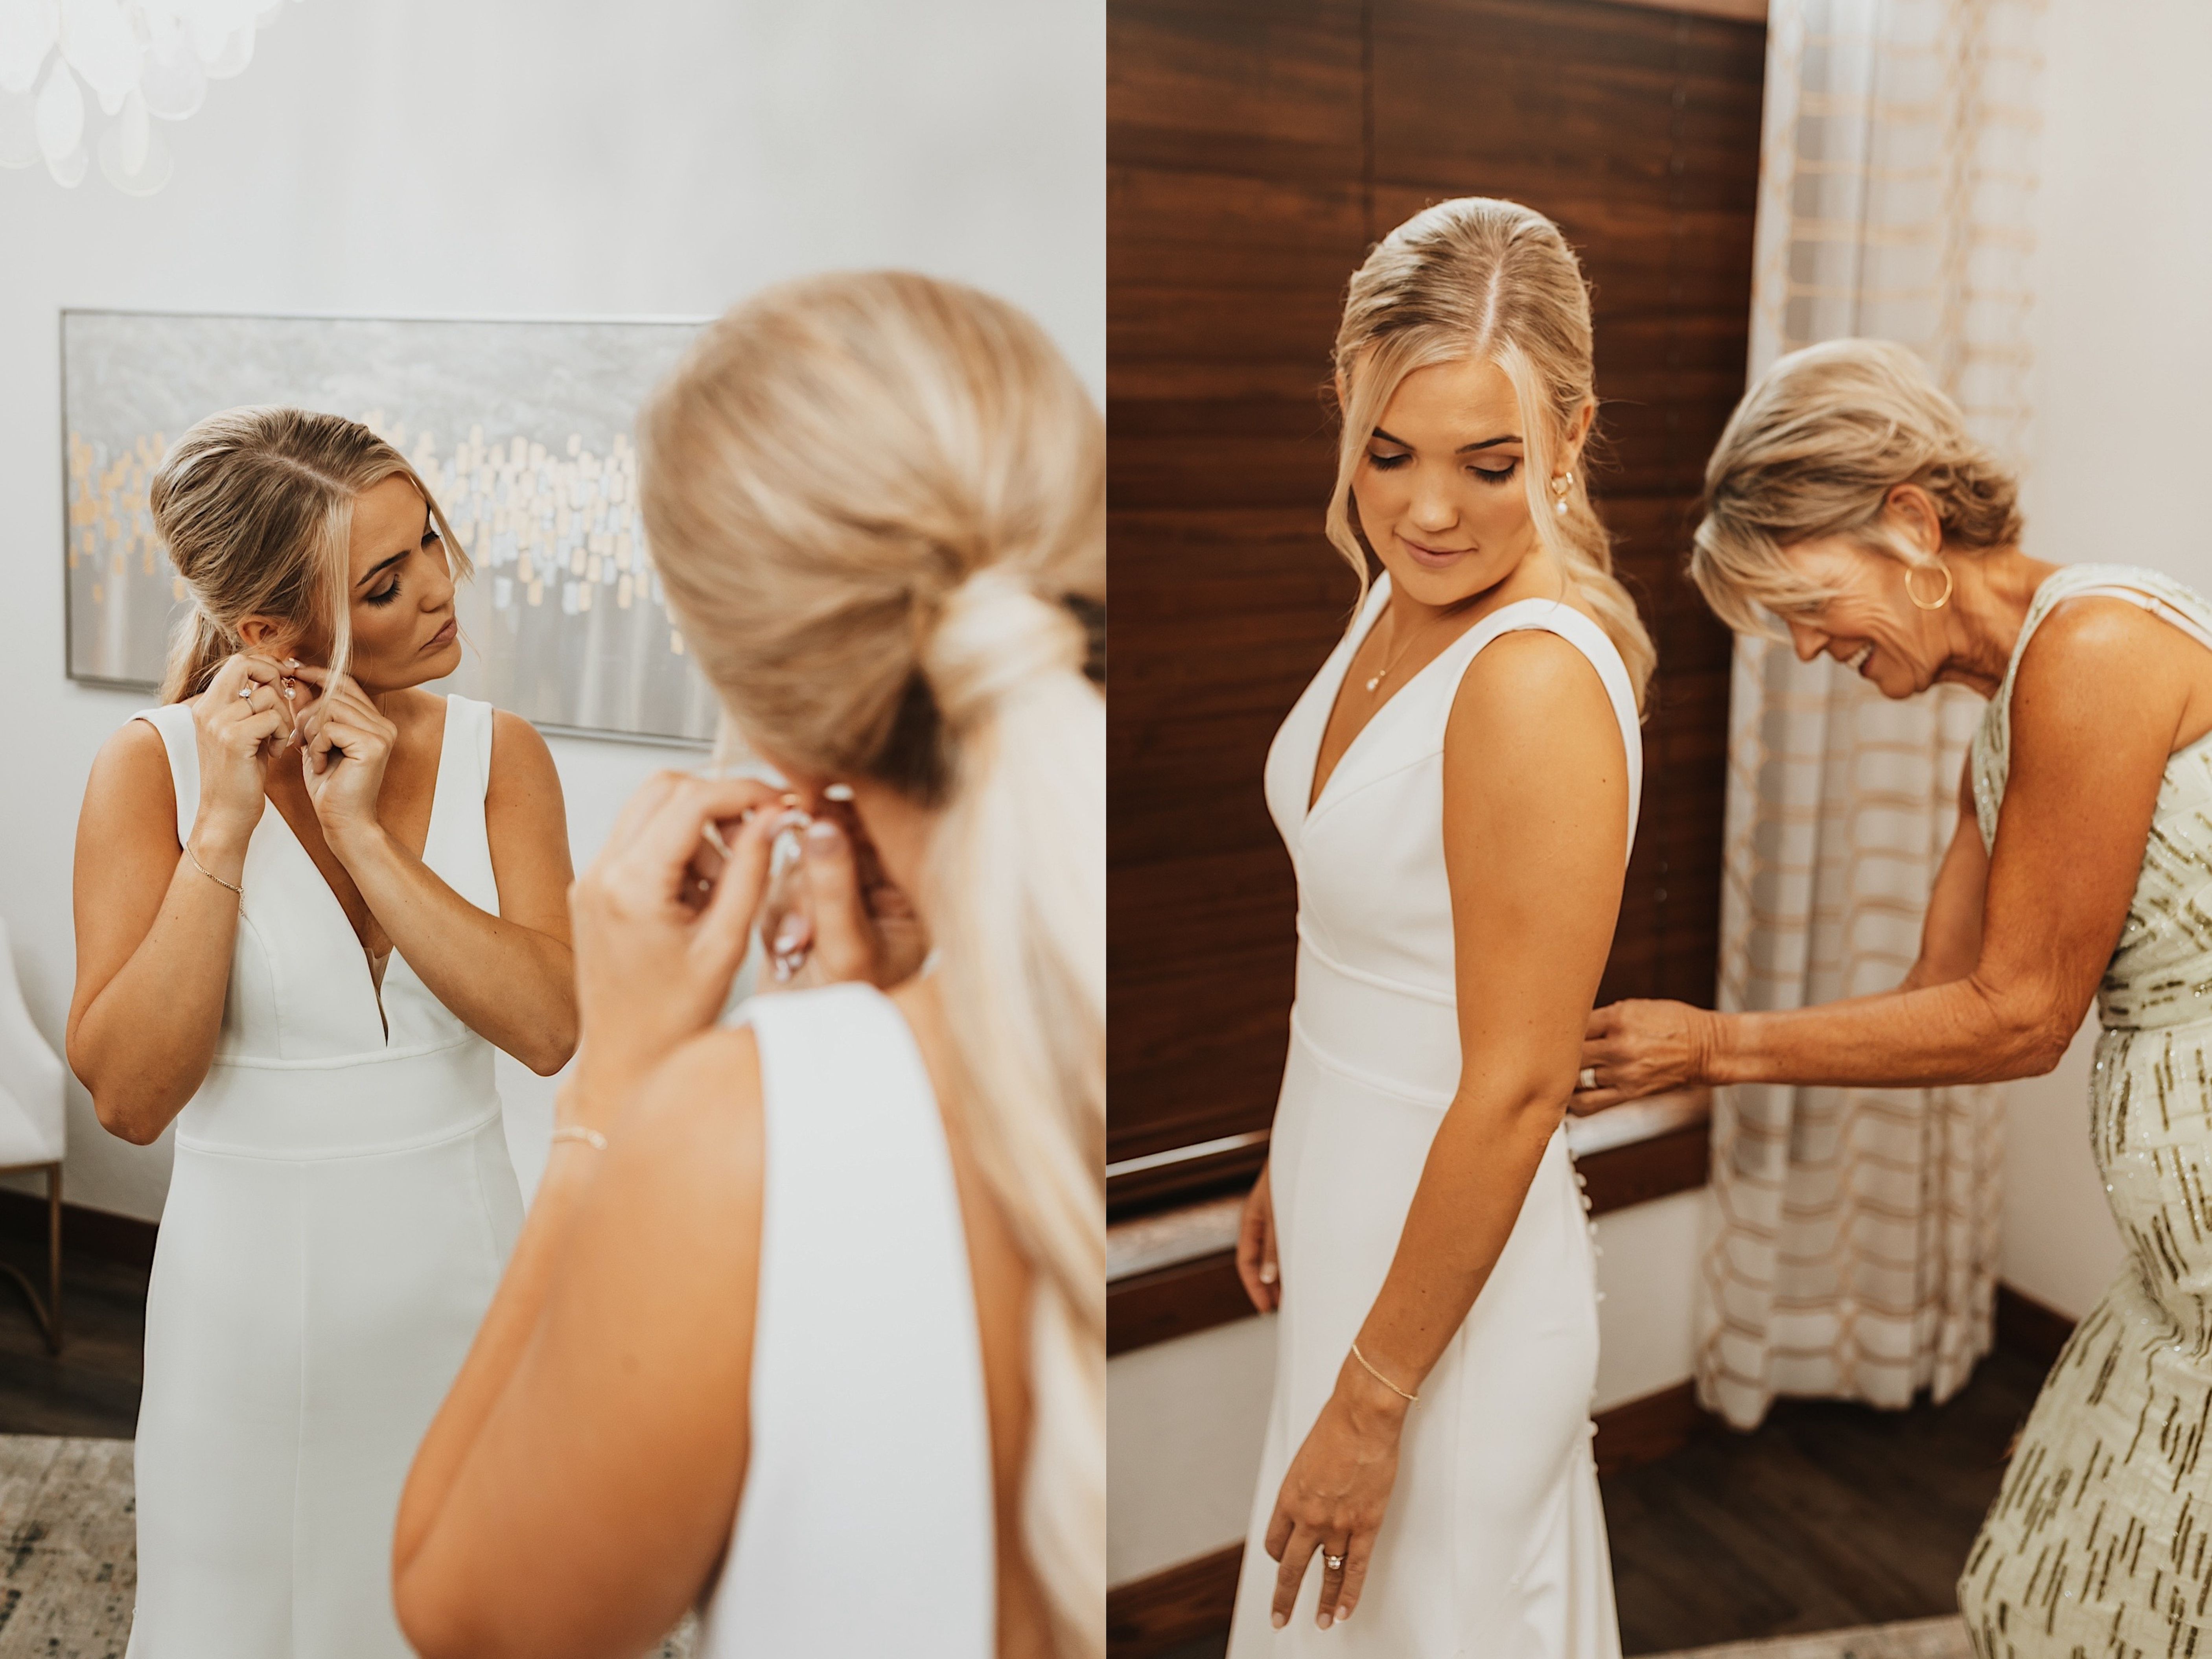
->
636 272 1105 1657
1326 196 1656 706
150 407 466 702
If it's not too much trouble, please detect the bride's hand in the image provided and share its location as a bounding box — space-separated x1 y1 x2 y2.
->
188 654 296 862
1264 1355 1407 1630
562 772 781 1132
1235 1162 1279 1313
1573 998 1718 1112
289 666 396 857
756 801 929 991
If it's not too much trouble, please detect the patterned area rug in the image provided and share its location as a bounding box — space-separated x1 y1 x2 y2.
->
0 1434 698 1657
0 1435 134 1659
1652 1615 1973 1659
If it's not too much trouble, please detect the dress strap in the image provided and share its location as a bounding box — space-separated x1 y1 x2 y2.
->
1438 599 1645 858
131 702 200 845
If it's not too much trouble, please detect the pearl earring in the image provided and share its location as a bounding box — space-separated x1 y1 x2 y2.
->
1552 471 1573 516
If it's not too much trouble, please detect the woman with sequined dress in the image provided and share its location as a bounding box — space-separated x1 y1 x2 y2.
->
1578 336 2212 1653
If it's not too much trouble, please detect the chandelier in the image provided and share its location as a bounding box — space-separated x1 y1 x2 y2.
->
0 0 292 194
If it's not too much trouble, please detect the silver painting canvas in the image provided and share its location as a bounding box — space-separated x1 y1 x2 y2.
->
62 309 719 744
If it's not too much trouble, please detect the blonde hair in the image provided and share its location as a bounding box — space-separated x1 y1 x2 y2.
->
637 272 1104 1657
150 406 465 702
1691 338 2025 635
1327 197 1654 705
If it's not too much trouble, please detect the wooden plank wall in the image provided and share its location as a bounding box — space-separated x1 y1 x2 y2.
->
1108 0 1765 1201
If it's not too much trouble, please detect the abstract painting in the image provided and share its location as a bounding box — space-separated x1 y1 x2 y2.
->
62 309 720 744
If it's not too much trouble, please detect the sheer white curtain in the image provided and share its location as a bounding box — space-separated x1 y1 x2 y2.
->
1697 0 2044 1430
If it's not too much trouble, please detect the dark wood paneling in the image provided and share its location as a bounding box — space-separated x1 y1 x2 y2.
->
1109 0 1763 1197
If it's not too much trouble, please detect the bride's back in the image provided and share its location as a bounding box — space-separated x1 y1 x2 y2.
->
638 271 1107 1658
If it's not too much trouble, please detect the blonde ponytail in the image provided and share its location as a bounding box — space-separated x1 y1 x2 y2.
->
638 271 1105 1657
1325 197 1655 704
923 570 1105 1655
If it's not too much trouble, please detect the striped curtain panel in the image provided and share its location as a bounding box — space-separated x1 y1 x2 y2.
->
1697 0 2045 1430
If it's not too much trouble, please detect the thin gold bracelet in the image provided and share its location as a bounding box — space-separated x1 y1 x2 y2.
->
551 1125 608 1152
184 841 244 910
1350 1341 1418 1404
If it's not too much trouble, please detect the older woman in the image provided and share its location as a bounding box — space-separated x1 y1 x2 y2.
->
1577 336 2212 1655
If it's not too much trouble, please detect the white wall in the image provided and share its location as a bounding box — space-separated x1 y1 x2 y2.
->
0 0 1103 1219
1997 0 2212 1317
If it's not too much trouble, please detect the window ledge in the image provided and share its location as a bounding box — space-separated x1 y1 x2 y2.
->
1107 1089 1711 1356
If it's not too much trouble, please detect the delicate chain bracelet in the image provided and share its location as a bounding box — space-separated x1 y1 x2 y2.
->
551 1125 608 1152
184 841 244 911
1350 1341 1419 1404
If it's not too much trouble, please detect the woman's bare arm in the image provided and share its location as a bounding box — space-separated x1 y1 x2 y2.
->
1579 599 2187 1105
1348 630 1628 1390
68 716 261 1145
393 1030 761 1659
1897 762 1989 993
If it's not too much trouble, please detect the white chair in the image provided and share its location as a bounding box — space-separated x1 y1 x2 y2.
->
0 914 65 1352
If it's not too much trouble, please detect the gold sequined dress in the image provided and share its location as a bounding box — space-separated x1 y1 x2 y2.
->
1961 563 2212 1656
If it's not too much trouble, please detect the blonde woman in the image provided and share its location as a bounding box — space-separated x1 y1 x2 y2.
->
65 408 577 1657
1575 336 2212 1656
392 272 1104 1659
1226 197 1647 1655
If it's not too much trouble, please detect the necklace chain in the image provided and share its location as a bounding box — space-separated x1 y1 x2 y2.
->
1364 603 1458 692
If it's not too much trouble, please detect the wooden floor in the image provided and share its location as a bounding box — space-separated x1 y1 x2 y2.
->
0 1236 145 1440
1152 1346 2044 1659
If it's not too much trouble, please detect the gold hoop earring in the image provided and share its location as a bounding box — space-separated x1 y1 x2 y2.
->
1904 560 1953 611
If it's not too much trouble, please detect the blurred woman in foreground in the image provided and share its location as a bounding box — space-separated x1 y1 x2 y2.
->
392 271 1106 1659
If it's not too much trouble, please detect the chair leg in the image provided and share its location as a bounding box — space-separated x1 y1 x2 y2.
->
45 1164 61 1354
0 1162 62 1354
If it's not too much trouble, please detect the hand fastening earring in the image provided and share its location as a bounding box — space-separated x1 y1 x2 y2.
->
1551 471 1573 516
1904 560 1954 610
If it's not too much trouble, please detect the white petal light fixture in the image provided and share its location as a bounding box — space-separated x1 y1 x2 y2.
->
0 0 295 192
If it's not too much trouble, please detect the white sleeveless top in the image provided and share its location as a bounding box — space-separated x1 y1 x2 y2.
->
699 981 995 1658
1264 577 1642 1104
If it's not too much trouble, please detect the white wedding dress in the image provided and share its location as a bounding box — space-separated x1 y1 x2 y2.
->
698 981 995 1655
1226 576 1639 1657
127 694 523 1658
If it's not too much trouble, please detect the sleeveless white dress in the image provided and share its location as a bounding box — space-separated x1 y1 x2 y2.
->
127 694 524 1659
1227 577 1639 1658
697 981 995 1656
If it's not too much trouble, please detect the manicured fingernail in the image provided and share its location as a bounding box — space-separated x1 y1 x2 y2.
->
774 914 806 952
1271 1613 1286 1630
284 657 298 668
1318 1612 1332 1630
1337 1606 1351 1622
823 782 855 801
1259 1263 1277 1285
804 818 840 846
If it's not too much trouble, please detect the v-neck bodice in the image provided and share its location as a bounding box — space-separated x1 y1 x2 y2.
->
1262 574 1642 1087
136 695 502 1064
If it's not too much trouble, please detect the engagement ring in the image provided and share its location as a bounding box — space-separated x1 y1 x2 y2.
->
1324 1555 1344 1571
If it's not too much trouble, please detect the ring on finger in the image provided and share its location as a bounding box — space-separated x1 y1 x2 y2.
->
1577 1065 1599 1091
237 682 255 700
1324 1552 1345 1571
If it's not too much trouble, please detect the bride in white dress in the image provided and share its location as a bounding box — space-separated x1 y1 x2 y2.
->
66 407 579 1657
391 272 1104 1659
1227 197 1648 1655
